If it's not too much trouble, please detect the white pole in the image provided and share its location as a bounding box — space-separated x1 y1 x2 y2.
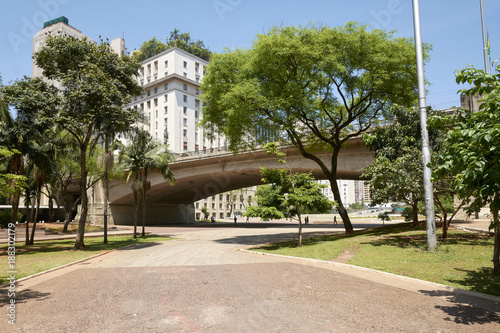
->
412 0 437 251
480 0 489 74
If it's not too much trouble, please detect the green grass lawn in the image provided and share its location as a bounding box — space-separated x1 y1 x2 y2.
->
254 223 500 297
0 235 174 285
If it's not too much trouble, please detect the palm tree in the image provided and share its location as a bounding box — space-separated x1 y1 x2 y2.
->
116 129 175 238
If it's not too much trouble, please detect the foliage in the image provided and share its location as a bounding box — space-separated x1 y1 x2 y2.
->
200 206 209 220
116 129 175 238
0 76 59 230
134 30 211 62
134 37 168 62
34 35 143 250
377 211 391 225
0 209 22 229
363 105 469 234
201 22 423 234
349 202 365 210
401 206 414 222
430 64 500 273
0 148 27 198
245 205 284 220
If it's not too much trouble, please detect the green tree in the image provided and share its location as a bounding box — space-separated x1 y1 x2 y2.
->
200 23 421 234
378 211 391 225
135 31 212 62
134 37 168 62
363 106 471 237
0 77 58 234
116 129 175 238
249 143 333 246
200 206 210 220
431 64 500 274
34 36 143 250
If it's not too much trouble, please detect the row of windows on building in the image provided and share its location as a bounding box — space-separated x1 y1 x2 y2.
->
135 83 200 102
140 60 205 85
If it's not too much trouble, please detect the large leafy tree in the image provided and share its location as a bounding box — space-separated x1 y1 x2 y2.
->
363 106 471 238
116 129 175 238
0 77 59 231
201 23 421 234
431 64 500 274
34 35 143 250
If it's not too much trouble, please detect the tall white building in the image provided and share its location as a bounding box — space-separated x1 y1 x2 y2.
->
128 47 225 155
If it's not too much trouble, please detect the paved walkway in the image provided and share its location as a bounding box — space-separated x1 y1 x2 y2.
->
1 221 499 332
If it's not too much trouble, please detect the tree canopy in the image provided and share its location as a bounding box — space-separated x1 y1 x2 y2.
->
135 30 212 62
33 35 143 249
430 64 500 273
200 22 423 233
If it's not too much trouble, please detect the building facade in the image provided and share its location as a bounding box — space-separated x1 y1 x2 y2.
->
128 47 225 155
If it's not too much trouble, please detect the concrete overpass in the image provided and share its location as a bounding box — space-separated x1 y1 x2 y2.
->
87 137 374 225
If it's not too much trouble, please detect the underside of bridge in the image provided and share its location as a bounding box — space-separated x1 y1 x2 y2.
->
93 139 373 225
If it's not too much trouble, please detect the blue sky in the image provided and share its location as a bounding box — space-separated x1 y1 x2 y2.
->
1 0 499 110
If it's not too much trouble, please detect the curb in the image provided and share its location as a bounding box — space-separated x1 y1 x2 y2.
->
1 250 113 289
1 234 161 288
452 225 494 235
240 249 500 304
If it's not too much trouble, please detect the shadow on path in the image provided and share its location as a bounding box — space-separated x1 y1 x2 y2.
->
419 289 500 325
0 289 51 307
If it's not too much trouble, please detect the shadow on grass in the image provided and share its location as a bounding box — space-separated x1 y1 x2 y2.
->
446 267 500 297
419 289 500 325
358 229 492 250
215 231 340 247
0 289 51 306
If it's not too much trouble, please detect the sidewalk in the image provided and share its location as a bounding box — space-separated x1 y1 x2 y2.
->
0 225 137 243
451 219 494 234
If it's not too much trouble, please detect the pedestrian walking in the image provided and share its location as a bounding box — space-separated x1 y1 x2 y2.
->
304 216 309 224
334 216 337 224
234 216 237 225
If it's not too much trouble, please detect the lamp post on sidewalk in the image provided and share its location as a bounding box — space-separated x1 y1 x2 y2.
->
412 0 437 251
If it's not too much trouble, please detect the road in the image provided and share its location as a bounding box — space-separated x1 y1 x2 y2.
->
1 223 499 332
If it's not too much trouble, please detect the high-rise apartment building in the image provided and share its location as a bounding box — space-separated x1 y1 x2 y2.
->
128 47 225 155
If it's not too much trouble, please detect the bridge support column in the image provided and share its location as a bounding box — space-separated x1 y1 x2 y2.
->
109 203 195 225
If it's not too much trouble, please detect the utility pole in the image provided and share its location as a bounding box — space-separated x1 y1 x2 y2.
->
480 0 489 74
412 0 437 251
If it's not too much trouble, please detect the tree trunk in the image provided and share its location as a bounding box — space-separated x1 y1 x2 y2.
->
103 135 110 244
297 212 303 247
10 191 20 225
142 170 148 237
142 187 146 237
29 187 42 245
329 176 353 234
442 210 448 240
412 201 419 226
25 198 31 246
63 195 80 232
133 189 138 239
492 193 500 275
48 197 54 222
74 126 92 250
494 227 500 275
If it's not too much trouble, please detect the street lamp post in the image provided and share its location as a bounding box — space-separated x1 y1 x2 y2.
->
412 0 437 251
